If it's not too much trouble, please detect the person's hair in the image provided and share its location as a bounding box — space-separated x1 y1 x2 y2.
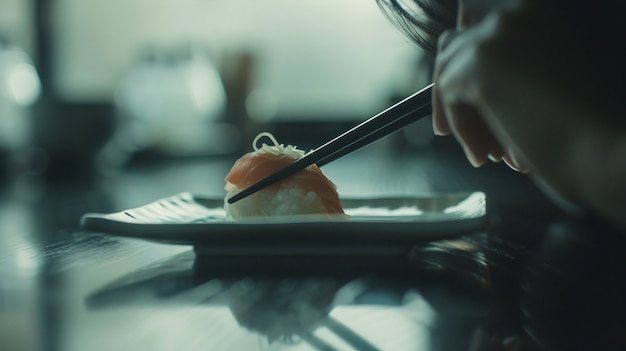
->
376 0 457 54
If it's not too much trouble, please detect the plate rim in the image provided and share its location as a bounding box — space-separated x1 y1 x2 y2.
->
80 191 489 249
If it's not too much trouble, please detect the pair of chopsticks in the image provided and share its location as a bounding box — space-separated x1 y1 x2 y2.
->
227 83 434 204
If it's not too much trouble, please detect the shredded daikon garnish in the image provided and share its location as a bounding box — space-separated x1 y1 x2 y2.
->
252 132 306 159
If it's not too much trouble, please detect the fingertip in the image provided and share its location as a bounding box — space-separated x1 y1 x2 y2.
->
433 124 450 136
503 154 530 173
503 156 519 171
487 153 502 163
487 146 505 163
469 156 488 168
464 146 488 168
432 86 451 136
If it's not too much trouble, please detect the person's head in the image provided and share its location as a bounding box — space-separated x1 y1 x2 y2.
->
376 0 457 54
376 0 525 54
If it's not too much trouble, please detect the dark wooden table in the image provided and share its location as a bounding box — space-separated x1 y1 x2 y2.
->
1 144 624 351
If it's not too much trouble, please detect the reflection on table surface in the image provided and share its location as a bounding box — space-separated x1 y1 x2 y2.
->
1 146 625 351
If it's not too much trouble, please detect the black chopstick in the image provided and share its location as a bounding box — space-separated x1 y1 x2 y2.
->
316 103 431 167
227 83 434 204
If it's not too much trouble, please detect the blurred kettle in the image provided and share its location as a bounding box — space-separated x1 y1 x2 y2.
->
112 44 239 160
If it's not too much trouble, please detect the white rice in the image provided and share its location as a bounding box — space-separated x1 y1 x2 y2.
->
224 185 326 220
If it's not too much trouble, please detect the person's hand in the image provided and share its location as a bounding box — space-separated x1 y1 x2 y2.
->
432 1 584 195
432 23 529 173
432 0 538 173
430 0 626 228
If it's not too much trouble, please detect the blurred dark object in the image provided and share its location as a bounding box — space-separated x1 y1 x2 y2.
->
0 150 8 185
30 100 115 183
220 50 261 154
221 51 254 128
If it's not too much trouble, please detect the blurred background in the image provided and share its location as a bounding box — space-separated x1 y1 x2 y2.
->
0 0 468 216
0 0 553 222
0 0 433 185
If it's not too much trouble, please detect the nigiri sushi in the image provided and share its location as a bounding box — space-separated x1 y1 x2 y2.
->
224 132 344 219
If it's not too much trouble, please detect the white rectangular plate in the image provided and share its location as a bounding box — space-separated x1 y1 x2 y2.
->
80 191 488 256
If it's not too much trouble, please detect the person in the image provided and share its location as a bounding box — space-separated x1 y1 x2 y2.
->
376 0 626 231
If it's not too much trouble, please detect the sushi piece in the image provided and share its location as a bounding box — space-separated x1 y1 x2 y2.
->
224 132 344 219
